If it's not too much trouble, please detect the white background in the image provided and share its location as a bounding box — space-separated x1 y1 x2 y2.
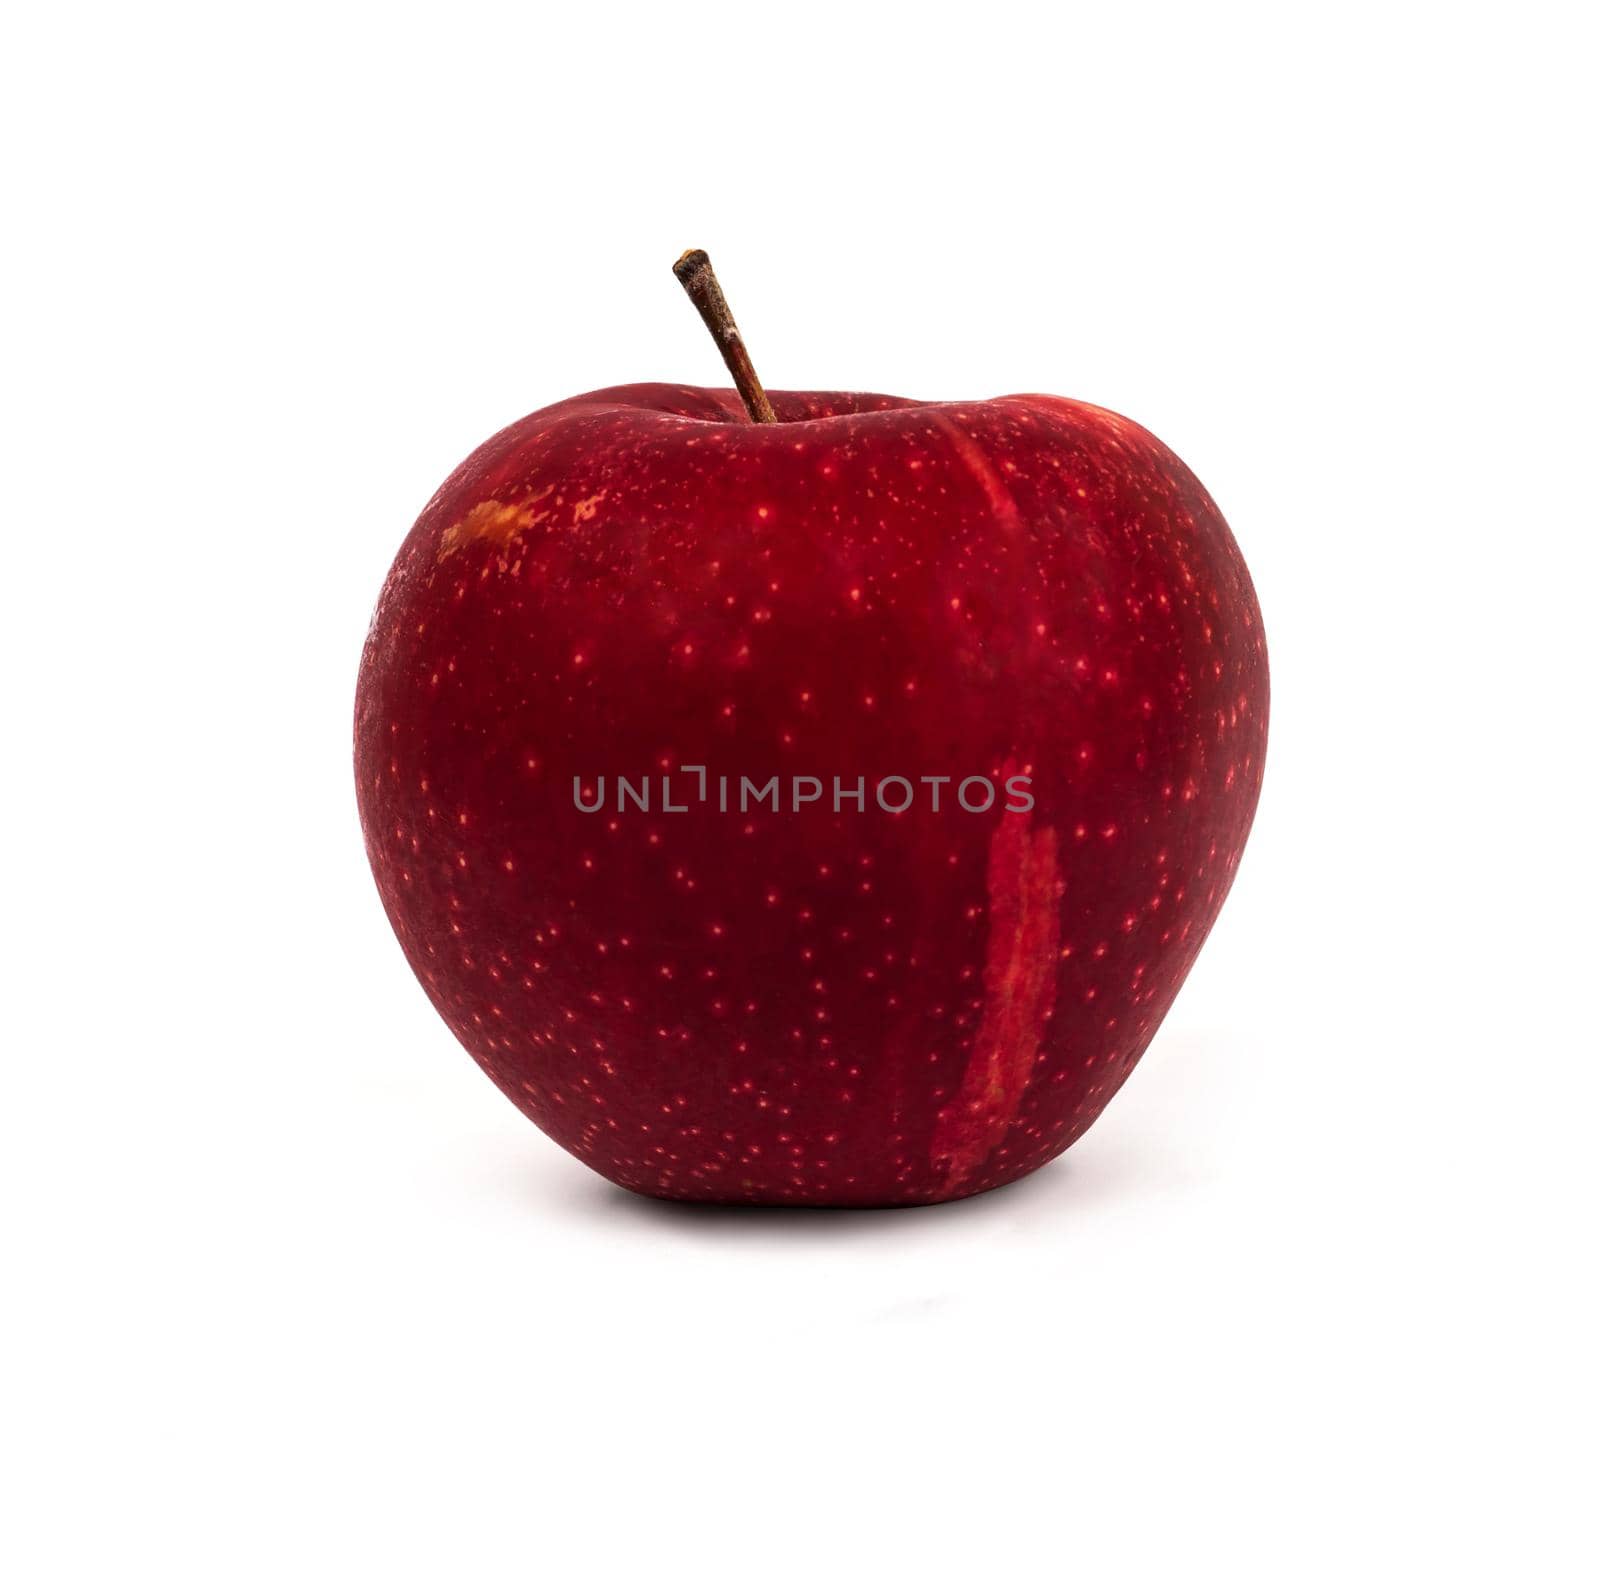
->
4 3 1596 1574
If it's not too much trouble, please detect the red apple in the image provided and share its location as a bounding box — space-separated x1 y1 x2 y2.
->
356 261 1267 1205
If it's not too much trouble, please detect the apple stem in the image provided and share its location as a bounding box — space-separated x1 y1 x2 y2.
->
672 249 779 424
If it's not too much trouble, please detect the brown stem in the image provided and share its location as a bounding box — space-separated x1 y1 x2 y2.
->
672 249 778 424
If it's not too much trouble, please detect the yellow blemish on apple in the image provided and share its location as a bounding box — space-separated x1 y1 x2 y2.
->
572 489 608 524
436 486 554 561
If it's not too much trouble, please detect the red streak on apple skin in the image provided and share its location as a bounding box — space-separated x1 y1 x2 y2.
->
929 410 1023 532
355 384 1269 1206
931 809 1060 1196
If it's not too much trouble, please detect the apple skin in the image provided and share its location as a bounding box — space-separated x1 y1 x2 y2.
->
355 384 1267 1205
